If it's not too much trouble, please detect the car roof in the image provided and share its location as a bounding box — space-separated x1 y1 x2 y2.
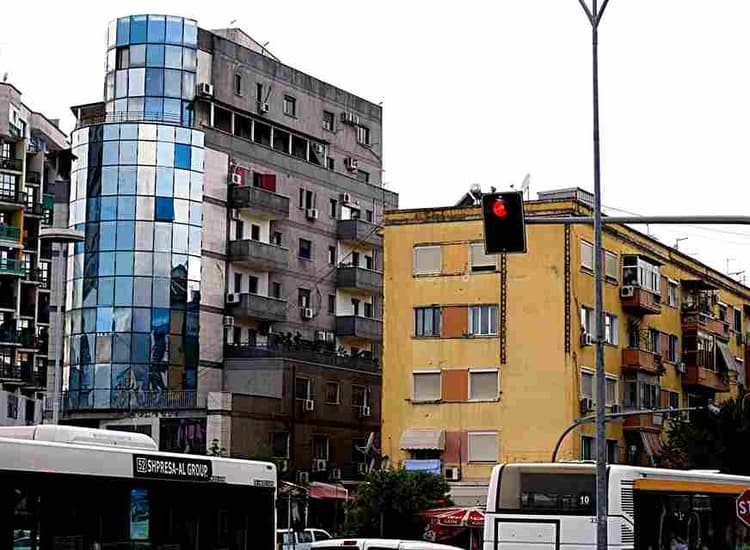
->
311 539 460 549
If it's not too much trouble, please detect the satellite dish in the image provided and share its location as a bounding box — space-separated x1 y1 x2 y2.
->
470 183 481 195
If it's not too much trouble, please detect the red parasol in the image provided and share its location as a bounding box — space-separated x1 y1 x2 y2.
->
422 507 485 528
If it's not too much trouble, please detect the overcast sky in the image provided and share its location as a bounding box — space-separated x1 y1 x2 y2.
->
3 1 750 278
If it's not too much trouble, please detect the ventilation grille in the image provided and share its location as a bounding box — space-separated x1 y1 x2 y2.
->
620 480 635 516
621 523 635 546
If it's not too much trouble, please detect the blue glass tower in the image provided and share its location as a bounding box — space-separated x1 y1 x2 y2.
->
65 15 204 410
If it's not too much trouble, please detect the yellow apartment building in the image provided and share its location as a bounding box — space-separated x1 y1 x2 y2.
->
382 188 748 504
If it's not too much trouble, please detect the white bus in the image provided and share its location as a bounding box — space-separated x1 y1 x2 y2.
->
484 462 750 549
0 425 276 549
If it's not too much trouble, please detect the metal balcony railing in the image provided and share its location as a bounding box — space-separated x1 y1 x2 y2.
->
0 224 21 241
0 157 23 172
0 259 25 275
62 389 205 412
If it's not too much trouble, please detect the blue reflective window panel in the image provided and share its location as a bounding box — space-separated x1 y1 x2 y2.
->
173 224 188 254
146 44 164 67
155 197 174 221
144 97 163 121
154 223 172 252
175 127 191 145
182 47 196 70
98 277 114 306
87 197 101 222
130 44 146 67
182 73 195 101
102 141 119 165
156 168 173 196
166 16 183 44
156 142 173 167
114 307 132 332
115 251 135 276
120 124 138 141
114 98 127 114
80 364 94 388
82 309 97 333
145 68 164 96
164 45 182 69
152 308 170 333
119 166 137 194
100 197 117 221
173 170 189 199
101 166 118 195
130 15 148 44
189 202 201 226
113 333 132 363
147 15 166 42
116 18 130 47
154 253 171 277
133 364 149 389
114 277 133 306
184 21 197 46
117 196 136 220
164 70 181 98
96 307 113 332
133 308 151 332
190 146 204 172
152 277 170 308
116 221 135 250
119 140 137 164
189 226 201 256
174 144 191 170
99 252 115 277
111 364 130 390
100 222 117 251
132 334 150 362
164 99 182 123
103 124 119 141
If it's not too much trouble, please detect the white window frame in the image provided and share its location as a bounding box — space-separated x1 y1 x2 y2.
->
605 251 618 280
324 381 341 405
604 313 618 345
468 368 499 402
412 369 441 403
312 435 330 460
581 240 593 270
580 367 618 406
295 376 312 400
413 245 442 276
734 306 743 333
468 305 498 336
667 280 679 307
469 242 497 272
467 431 498 463
580 306 594 334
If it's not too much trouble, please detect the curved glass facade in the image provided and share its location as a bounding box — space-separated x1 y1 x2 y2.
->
65 15 204 410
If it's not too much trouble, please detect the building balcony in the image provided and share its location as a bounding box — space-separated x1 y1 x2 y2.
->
681 311 731 340
0 259 25 277
0 190 27 209
0 225 21 245
0 157 23 172
335 315 383 341
336 266 383 295
682 365 730 393
20 364 46 390
0 329 21 346
620 286 661 315
62 389 206 413
337 219 382 247
0 364 22 383
224 341 379 372
25 201 45 218
230 185 290 219
25 171 41 185
622 348 663 376
623 412 665 432
229 239 288 272
227 292 287 322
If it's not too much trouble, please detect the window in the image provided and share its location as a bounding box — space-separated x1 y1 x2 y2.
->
234 73 242 95
271 432 289 458
272 282 282 299
323 111 334 131
605 251 618 280
250 224 260 241
647 328 661 355
667 335 679 363
412 370 440 402
326 157 334 171
581 240 593 270
328 246 336 265
352 385 369 408
413 246 441 275
580 370 593 399
623 373 659 410
235 219 244 240
313 435 329 460
467 432 497 463
580 369 618 406
351 252 360 267
295 377 312 400
299 238 312 260
668 281 679 307
468 305 497 336
365 255 374 270
734 307 742 332
606 377 618 406
719 303 728 322
233 273 242 294
272 231 283 246
329 198 338 218
256 83 264 101
298 288 311 308
470 243 497 272
363 302 373 318
327 294 335 315
415 307 441 337
604 313 618 345
469 369 499 401
116 47 130 70
248 276 258 294
622 256 661 295
325 382 340 404
357 125 371 145
7 394 17 419
580 306 593 335
283 96 296 117
356 170 370 184
668 391 680 414
365 209 373 223
303 189 315 209
581 437 618 463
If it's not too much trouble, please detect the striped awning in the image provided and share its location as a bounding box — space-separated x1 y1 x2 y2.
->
400 429 445 450
640 431 664 466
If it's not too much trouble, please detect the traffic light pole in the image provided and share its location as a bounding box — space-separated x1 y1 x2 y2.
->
577 1 610 548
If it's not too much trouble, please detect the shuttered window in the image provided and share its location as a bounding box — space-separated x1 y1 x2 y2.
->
413 371 440 402
470 243 497 272
469 369 499 400
413 246 441 275
468 432 497 462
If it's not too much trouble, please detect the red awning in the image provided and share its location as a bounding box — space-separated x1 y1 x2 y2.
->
422 507 485 528
308 482 350 501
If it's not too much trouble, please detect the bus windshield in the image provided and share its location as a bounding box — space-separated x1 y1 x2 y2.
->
496 465 596 515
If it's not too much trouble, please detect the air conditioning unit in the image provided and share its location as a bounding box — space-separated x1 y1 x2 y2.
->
676 361 687 374
231 209 240 220
196 82 214 97
341 192 353 204
580 331 594 347
312 143 325 154
620 286 635 298
444 467 461 481
331 468 342 480
223 315 234 327
226 293 240 304
610 404 621 414
580 397 594 414
301 307 313 320
357 463 369 475
231 173 242 185
297 471 310 484
345 157 359 171
303 399 315 412
359 405 371 417
312 459 328 472
306 208 319 220
258 102 270 113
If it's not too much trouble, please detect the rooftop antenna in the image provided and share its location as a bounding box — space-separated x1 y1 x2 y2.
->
726 258 736 274
469 183 482 205
229 19 238 26
674 237 688 250
2 72 7 83
520 173 530 200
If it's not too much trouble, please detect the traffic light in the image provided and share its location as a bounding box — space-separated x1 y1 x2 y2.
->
482 192 527 254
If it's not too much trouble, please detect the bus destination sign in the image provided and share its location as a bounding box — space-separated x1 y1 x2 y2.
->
133 454 213 482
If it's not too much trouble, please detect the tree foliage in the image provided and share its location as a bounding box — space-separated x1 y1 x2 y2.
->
344 469 451 539
660 393 750 474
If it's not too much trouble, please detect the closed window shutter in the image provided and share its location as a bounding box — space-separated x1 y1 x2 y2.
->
468 432 497 462
469 371 498 400
413 246 441 275
470 243 496 269
413 372 440 401
260 173 276 192
441 369 468 401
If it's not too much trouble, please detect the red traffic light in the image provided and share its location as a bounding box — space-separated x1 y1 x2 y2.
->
492 198 508 218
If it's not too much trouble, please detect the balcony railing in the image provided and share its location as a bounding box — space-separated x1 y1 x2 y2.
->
19 363 46 388
76 110 186 129
62 389 205 412
623 412 665 432
25 170 41 184
25 202 44 217
227 293 288 322
336 265 383 295
682 312 730 340
0 224 21 241
0 259 25 276
337 218 382 247
0 190 27 207
0 157 23 172
230 185 290 218
0 364 21 380
622 348 663 376
620 286 661 315
225 339 379 372
335 315 383 341
229 239 288 271
682 364 730 392
0 328 19 345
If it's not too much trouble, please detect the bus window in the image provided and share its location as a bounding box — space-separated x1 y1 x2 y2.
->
496 465 596 515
